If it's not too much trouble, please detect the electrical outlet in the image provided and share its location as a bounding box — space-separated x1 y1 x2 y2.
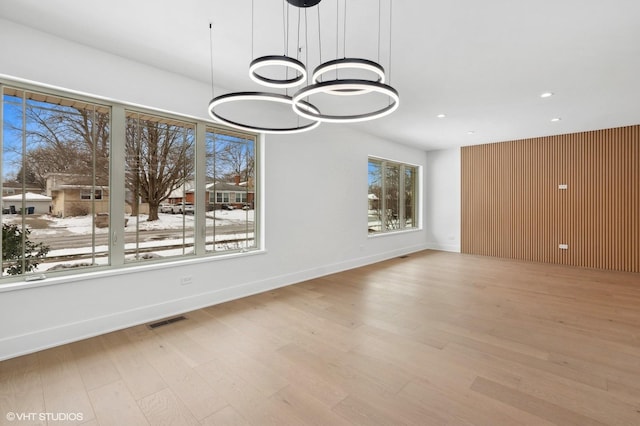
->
180 276 193 286
559 244 569 250
558 184 568 190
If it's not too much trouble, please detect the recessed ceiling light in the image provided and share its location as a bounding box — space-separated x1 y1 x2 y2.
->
437 114 446 118
551 117 561 122
540 92 554 98
467 131 475 135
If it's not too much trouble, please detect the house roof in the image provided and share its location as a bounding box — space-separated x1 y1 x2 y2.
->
205 182 253 192
179 182 253 195
2 181 41 189
3 192 52 201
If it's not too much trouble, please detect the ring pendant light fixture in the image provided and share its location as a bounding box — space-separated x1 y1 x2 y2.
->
311 57 385 96
207 0 399 133
249 55 307 88
208 0 319 134
208 92 321 134
292 79 399 123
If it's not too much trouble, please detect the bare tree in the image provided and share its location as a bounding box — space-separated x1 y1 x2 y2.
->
216 137 255 183
126 116 195 221
11 94 193 222
17 103 110 189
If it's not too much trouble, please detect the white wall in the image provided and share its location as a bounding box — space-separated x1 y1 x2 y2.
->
0 19 429 360
425 148 461 252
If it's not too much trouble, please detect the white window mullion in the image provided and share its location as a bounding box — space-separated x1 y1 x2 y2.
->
381 161 387 232
194 122 206 255
399 164 406 230
109 105 126 266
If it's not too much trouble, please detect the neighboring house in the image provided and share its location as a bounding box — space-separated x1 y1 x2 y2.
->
166 180 196 206
2 180 42 197
45 173 254 216
46 173 109 217
368 193 379 211
168 177 255 210
2 192 52 214
205 180 255 209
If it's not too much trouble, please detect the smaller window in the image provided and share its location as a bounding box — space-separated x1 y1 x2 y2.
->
235 192 247 203
216 192 230 203
80 188 102 200
368 157 419 234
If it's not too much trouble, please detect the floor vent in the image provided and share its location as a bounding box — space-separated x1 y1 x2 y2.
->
147 315 187 329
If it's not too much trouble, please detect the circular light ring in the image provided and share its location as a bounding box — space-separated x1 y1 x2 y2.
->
292 79 399 123
249 55 307 88
313 58 386 84
312 58 386 96
208 92 320 134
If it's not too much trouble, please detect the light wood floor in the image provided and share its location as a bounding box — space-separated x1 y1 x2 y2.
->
2 250 640 425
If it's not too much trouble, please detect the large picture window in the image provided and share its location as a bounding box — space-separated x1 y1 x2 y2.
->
0 80 260 283
2 87 110 276
368 157 418 234
124 111 196 262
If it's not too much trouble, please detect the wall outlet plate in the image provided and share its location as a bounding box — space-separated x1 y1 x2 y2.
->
559 244 569 250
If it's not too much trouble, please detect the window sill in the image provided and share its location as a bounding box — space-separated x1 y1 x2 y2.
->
367 227 422 238
0 248 266 293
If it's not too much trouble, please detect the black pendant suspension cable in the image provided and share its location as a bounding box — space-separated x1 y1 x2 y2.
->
317 2 322 67
293 5 302 91
343 0 347 58
251 0 254 60
209 23 215 99
378 0 382 64
299 7 308 125
284 0 290 87
335 0 339 79
282 0 289 56
389 0 393 86
297 7 302 63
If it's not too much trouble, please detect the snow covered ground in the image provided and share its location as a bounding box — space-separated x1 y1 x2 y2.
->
27 209 254 236
2 210 256 274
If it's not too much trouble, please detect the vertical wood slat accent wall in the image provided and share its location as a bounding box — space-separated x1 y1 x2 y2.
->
461 125 640 272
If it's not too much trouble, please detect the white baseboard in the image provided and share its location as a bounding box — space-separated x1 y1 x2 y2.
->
0 243 429 361
426 242 461 252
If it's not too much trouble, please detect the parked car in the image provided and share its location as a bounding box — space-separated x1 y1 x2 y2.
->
221 203 235 210
172 203 194 214
159 203 173 213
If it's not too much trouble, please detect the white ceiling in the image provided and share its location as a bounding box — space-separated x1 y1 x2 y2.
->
1 0 640 151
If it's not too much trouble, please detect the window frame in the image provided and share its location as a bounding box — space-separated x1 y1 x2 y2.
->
234 192 247 203
216 192 230 203
80 188 103 200
367 156 420 235
123 109 198 263
0 78 262 284
205 126 257 254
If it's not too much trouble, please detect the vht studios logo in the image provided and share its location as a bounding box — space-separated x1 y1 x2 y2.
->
6 412 84 422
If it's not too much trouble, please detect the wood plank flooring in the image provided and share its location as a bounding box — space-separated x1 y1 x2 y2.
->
1 250 640 425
